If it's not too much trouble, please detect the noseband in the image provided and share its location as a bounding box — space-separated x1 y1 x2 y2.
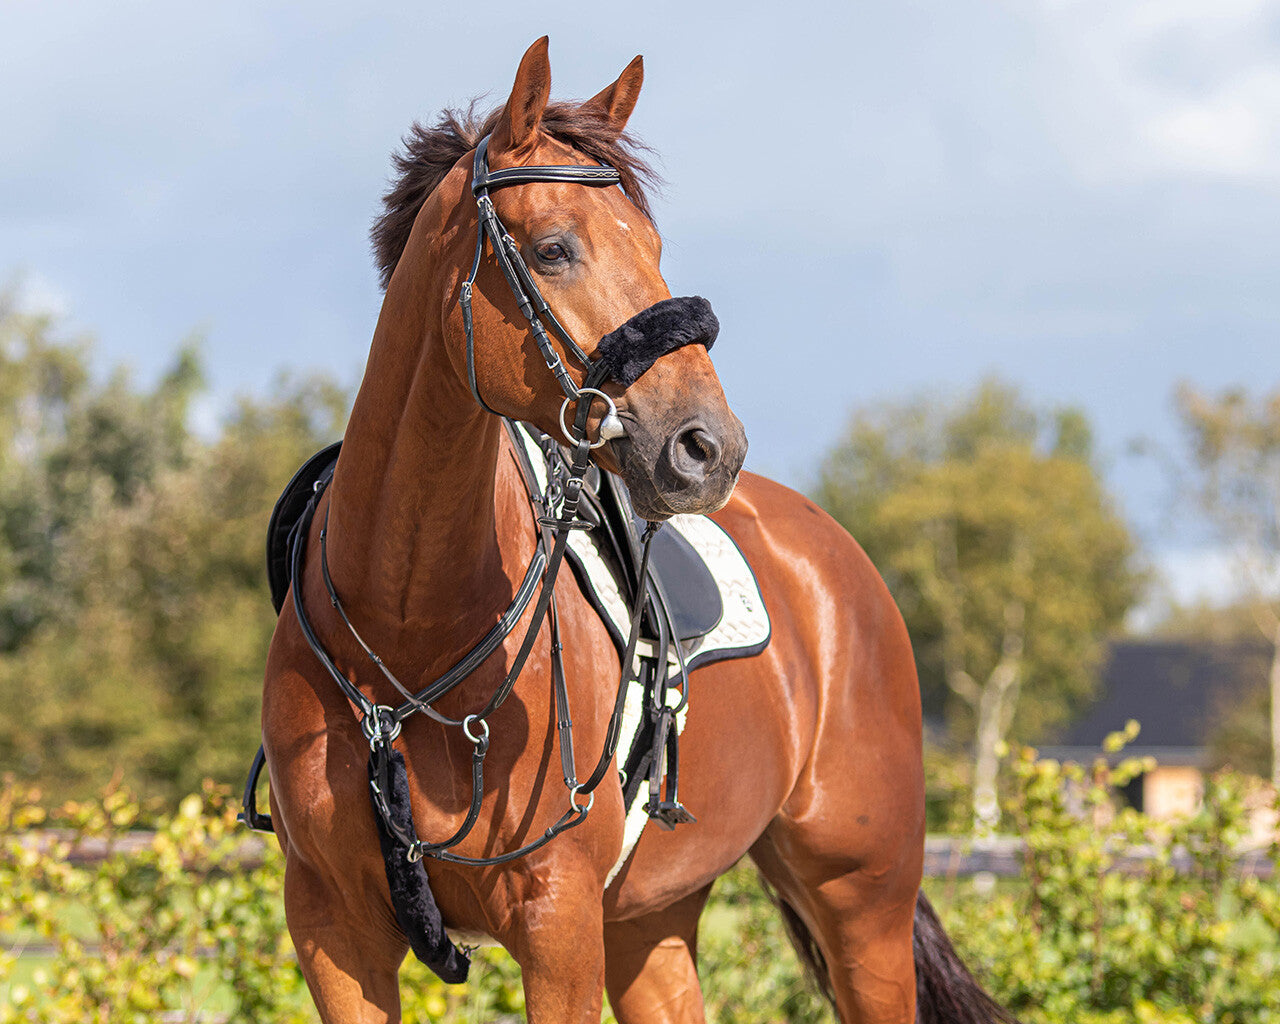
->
459 134 719 443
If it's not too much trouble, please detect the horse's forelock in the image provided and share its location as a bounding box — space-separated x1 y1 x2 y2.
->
371 101 660 292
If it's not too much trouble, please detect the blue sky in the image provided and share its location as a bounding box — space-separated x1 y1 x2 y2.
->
4 1 1279 608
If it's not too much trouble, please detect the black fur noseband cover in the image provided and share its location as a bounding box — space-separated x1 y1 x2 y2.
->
594 296 719 387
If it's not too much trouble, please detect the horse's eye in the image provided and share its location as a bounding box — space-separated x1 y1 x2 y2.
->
535 241 570 263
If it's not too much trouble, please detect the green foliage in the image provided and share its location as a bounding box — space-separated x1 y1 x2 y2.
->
923 735 976 834
1173 383 1280 785
0 772 835 1023
697 863 834 1024
0 778 309 1024
0 302 348 804
1176 385 1280 520
0 303 198 656
399 951 527 1022
1147 599 1269 643
5 756 1280 1023
943 731 1280 1023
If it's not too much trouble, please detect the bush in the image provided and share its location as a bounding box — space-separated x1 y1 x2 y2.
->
5 736 1280 1023
943 729 1280 1023
0 779 563 1023
0 778 307 1024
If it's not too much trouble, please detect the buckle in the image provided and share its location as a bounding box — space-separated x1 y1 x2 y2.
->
537 514 594 531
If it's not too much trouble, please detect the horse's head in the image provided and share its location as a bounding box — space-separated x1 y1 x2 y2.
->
445 38 746 520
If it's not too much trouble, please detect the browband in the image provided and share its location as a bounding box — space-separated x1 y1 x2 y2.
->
475 163 622 194
471 135 622 195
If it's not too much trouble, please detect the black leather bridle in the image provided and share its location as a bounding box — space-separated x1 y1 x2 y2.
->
460 134 718 446
461 134 620 423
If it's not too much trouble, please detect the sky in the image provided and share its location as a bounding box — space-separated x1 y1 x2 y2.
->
3 1 1279 610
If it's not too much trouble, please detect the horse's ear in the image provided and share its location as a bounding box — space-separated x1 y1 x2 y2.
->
491 37 553 158
582 55 644 140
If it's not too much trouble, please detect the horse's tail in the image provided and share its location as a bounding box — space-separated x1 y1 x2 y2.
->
912 891 1019 1023
772 886 1019 1023
770 888 837 1006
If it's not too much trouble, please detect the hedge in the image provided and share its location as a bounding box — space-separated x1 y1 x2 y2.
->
3 730 1278 1023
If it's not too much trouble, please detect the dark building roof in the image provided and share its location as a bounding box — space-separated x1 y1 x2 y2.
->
1040 639 1273 765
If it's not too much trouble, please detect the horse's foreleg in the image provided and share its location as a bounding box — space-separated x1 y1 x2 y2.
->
284 851 408 1024
507 870 609 1024
603 884 712 1024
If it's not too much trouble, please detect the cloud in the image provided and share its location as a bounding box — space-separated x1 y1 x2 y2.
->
1029 0 1280 182
3 0 1280 528
1143 66 1280 177
10 271 71 320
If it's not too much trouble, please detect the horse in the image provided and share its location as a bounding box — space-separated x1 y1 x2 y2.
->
260 37 1015 1024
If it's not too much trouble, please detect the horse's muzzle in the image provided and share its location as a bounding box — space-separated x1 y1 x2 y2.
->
617 410 746 520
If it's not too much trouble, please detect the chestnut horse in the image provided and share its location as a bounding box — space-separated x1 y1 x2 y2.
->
262 38 1013 1024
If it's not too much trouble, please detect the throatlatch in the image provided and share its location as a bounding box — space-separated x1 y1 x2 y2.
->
241 133 718 984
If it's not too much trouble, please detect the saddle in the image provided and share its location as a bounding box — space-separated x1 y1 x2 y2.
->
266 440 341 614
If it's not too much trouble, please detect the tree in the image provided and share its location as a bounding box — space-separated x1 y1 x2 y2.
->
0 297 199 655
1175 384 1280 787
816 380 1141 832
0 298 349 804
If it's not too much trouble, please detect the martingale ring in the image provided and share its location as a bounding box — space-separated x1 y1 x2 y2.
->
462 714 490 745
569 783 595 815
558 388 617 449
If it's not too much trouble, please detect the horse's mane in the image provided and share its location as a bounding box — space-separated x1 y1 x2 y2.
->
372 101 660 290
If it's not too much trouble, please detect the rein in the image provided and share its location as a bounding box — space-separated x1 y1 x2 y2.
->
276 134 712 867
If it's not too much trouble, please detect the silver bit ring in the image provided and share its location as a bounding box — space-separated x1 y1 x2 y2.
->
559 388 617 449
462 714 490 745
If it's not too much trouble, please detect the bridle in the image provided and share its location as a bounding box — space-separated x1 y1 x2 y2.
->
462 134 621 437
460 134 718 447
282 132 717 871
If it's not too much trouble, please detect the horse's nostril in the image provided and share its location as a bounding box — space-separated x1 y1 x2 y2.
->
668 424 722 484
680 428 719 467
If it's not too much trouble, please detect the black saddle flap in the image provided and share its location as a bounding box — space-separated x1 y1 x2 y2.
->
600 474 723 643
266 441 342 614
648 524 723 641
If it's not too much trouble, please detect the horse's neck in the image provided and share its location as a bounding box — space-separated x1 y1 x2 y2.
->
324 308 523 636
